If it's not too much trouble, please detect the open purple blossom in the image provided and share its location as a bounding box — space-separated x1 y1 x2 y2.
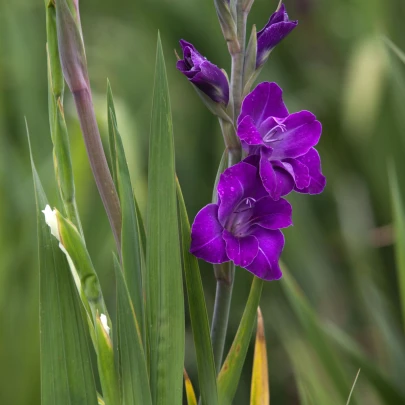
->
256 4 298 68
176 40 229 105
190 161 292 281
237 82 326 200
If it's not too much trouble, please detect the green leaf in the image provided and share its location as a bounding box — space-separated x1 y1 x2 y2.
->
280 264 357 405
146 33 184 405
107 82 145 346
176 179 218 405
389 163 405 331
28 122 98 405
114 256 152 405
218 276 264 405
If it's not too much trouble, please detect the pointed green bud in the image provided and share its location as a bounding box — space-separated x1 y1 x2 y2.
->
42 205 108 321
242 25 261 96
214 0 240 54
242 0 255 14
95 313 120 405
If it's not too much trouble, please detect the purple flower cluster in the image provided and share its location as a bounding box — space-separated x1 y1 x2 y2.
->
176 4 296 106
176 3 325 281
190 82 325 280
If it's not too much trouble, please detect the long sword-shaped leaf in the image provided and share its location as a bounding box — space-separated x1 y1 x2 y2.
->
146 33 184 405
113 256 152 405
250 307 269 405
176 179 218 405
388 164 405 331
107 82 145 345
218 276 264 405
28 123 97 405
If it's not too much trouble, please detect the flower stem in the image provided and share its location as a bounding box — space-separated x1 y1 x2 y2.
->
210 0 248 374
211 262 235 373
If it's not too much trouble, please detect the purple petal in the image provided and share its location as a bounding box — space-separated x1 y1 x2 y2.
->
250 196 292 229
190 204 228 263
217 161 267 225
237 115 265 146
256 21 298 67
223 230 259 268
294 148 326 194
259 149 294 200
245 227 284 280
179 39 196 53
281 158 310 189
238 82 289 129
177 40 229 104
269 111 322 160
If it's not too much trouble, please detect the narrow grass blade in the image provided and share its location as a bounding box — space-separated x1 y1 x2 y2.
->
28 123 97 405
250 307 269 405
176 179 218 405
218 276 264 405
184 369 198 405
146 33 184 405
280 264 356 405
388 164 405 331
108 82 145 345
346 369 361 405
113 256 152 405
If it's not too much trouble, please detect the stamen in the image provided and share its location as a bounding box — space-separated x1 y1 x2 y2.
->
263 123 286 143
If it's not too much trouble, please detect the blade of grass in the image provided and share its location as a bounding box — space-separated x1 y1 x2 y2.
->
218 276 264 405
113 255 152 405
28 122 97 405
346 369 361 405
176 178 218 405
108 82 145 345
250 307 269 405
146 33 184 405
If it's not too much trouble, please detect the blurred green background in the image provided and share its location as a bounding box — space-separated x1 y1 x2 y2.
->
2 0 405 404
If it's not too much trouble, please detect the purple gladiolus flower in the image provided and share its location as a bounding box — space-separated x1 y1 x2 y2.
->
176 40 229 105
190 161 292 281
256 4 298 68
237 82 326 200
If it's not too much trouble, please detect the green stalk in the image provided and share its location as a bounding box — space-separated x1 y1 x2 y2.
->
211 262 235 374
210 0 247 374
55 0 122 251
45 0 83 236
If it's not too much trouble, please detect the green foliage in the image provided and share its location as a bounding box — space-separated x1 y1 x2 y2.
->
145 34 185 405
28 125 98 405
114 256 152 405
218 277 264 405
108 82 145 345
177 179 218 405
